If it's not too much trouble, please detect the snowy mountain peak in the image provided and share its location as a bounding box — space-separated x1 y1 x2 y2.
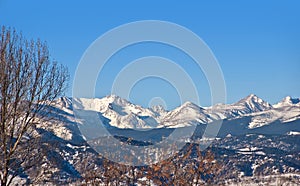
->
243 94 262 102
236 94 272 112
247 93 257 98
103 94 130 106
72 95 162 129
151 105 167 114
273 96 300 108
63 94 300 129
181 101 203 110
282 96 300 105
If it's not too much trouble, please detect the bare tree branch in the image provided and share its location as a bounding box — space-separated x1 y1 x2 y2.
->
0 26 69 186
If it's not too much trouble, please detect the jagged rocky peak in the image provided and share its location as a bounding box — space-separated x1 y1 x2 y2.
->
236 94 272 111
281 96 300 104
273 96 300 108
151 104 167 113
241 94 263 103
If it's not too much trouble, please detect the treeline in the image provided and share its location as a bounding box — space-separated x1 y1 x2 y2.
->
79 143 221 186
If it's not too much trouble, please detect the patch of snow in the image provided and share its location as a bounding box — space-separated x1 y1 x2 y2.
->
226 133 232 138
287 131 300 135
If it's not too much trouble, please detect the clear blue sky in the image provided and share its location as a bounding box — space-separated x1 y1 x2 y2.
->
1 0 299 109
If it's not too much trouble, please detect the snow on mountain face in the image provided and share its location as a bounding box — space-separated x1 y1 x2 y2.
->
248 106 300 129
55 94 299 130
234 94 272 113
287 131 300 135
207 94 273 122
73 95 160 129
159 102 211 128
246 96 300 129
150 105 168 117
273 96 300 108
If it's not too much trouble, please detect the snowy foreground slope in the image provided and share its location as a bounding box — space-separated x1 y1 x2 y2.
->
16 94 300 185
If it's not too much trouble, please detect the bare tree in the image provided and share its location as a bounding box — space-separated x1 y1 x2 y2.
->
0 26 68 185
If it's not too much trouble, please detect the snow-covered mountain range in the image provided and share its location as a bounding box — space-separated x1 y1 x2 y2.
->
65 94 300 131
16 94 300 184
